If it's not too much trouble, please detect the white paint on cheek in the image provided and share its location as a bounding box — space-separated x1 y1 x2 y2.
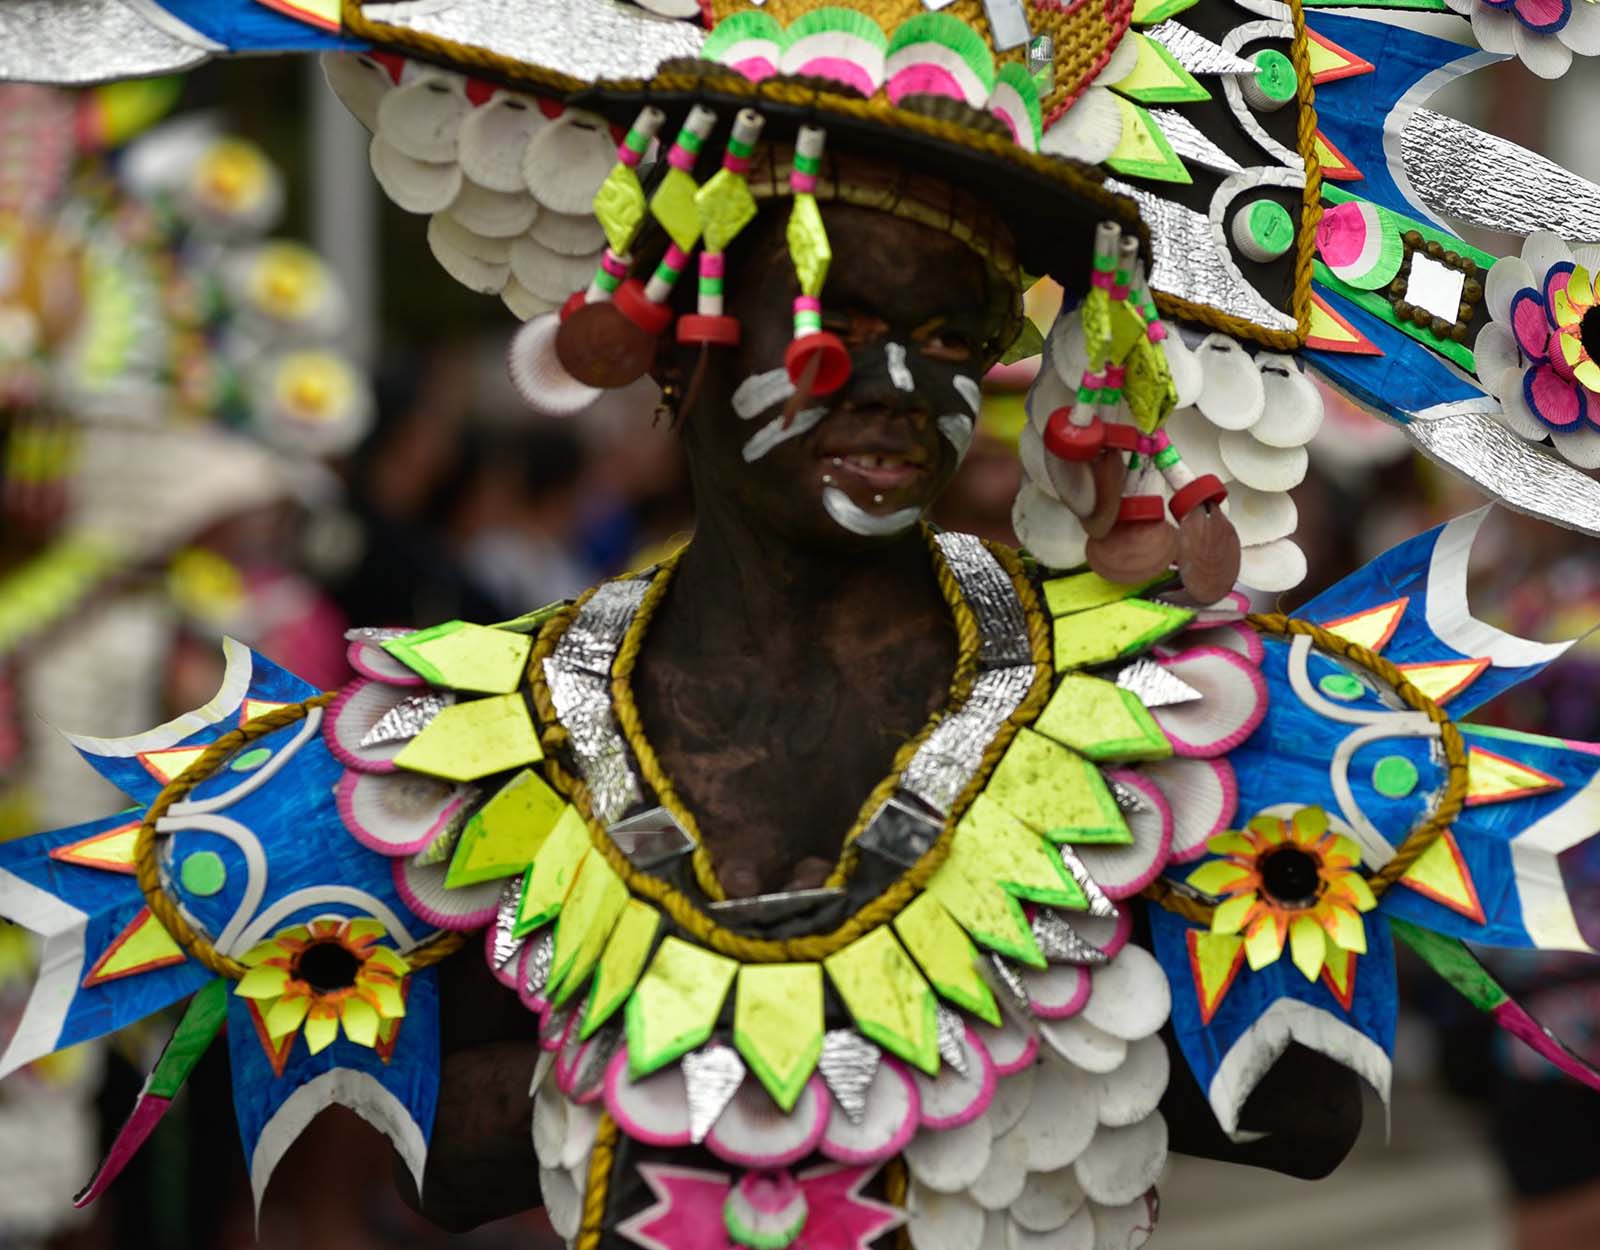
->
732 367 795 420
742 406 827 462
822 486 922 537
953 375 982 416
885 342 914 393
937 413 976 462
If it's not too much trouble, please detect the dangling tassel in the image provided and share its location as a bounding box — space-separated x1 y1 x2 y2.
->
679 107 765 352
783 125 850 397
585 105 668 306
558 105 716 391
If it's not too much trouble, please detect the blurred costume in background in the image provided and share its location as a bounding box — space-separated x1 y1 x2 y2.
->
0 75 371 1243
1 3 1600 1250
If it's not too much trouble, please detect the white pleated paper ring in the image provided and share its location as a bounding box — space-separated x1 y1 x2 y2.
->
1237 535 1307 593
427 214 512 294
913 1026 998 1130
1194 333 1265 431
369 135 463 214
1038 1015 1126 1075
450 180 541 238
704 1077 829 1168
508 314 603 417
1148 645 1268 758
528 208 608 257
1008 1165 1088 1234
1006 1058 1098 1172
336 769 467 857
1073 1113 1167 1206
1021 961 1091 1020
1140 755 1237 862
1093 1033 1169 1128
906 1182 985 1250
459 93 550 192
347 638 424 685
903 1115 992 1193
1079 945 1170 1042
971 1013 1039 1076
603 1049 694 1146
324 678 416 772
1038 83 1123 165
376 74 469 163
1252 352 1324 447
392 855 503 931
819 1057 921 1164
1073 770 1173 898
1176 620 1265 666
321 53 393 132
522 111 616 215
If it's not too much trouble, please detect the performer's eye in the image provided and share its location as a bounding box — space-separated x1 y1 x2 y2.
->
919 329 973 363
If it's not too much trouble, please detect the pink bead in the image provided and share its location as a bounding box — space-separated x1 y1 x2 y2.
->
701 253 726 277
794 295 822 313
663 243 690 270
667 145 695 172
601 251 629 278
724 154 751 175
790 173 817 194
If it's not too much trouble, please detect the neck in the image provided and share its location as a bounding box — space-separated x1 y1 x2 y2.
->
661 488 947 666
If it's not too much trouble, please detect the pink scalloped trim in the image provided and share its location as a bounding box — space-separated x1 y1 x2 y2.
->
390 858 500 931
1095 769 1175 899
604 1048 694 1147
705 1079 830 1169
1151 644 1269 759
916 1026 998 1130
1171 758 1239 862
484 924 524 990
975 1018 1039 1077
324 678 402 774
346 641 425 686
818 1058 922 1165
336 771 465 857
1027 963 1092 1020
540 1001 577 1054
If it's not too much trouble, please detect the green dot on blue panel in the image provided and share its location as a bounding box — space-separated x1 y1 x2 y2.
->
1373 755 1419 798
231 746 272 772
180 850 227 896
1319 673 1365 701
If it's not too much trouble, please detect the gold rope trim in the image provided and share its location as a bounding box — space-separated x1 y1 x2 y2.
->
1150 0 1322 351
526 532 1052 963
1140 613 1469 926
575 1109 621 1250
133 695 466 979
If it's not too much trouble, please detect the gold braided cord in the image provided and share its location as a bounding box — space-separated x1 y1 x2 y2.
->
1140 613 1469 926
133 694 466 979
526 534 1052 963
575 1110 621 1250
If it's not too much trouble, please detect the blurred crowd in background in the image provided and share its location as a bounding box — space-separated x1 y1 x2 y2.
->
0 48 1596 1250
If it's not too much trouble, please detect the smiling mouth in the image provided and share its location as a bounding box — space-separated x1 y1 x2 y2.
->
823 450 929 491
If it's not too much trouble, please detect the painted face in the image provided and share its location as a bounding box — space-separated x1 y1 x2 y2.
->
670 203 1009 551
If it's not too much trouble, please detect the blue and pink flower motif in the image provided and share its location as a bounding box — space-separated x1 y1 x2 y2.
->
1444 0 1600 77
1475 232 1600 467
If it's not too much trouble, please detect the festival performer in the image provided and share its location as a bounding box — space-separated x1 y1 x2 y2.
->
1 2 1599 1249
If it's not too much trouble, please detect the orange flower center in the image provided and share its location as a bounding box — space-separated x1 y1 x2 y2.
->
293 939 363 993
1257 845 1323 909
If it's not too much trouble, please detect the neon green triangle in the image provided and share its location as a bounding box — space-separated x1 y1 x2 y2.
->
1106 97 1193 185
1034 673 1173 762
1132 0 1198 23
445 768 569 888
383 621 532 694
1111 32 1210 105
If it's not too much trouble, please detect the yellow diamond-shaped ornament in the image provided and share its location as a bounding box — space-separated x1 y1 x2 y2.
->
695 171 758 255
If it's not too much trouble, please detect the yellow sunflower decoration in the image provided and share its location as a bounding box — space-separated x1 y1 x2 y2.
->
1187 808 1377 980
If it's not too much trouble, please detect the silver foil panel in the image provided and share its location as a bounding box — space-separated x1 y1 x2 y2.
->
1145 21 1259 75
524 928 556 1001
901 665 1037 814
606 805 697 869
361 691 450 748
935 1004 970 1076
856 794 944 867
553 578 650 677
540 1003 575 1047
707 886 845 924
818 1030 882 1124
1107 178 1297 334
542 658 640 825
1058 847 1119 919
346 625 411 643
360 0 706 84
935 531 1032 669
682 1043 746 1143
1148 108 1244 176
1116 656 1201 708
490 876 526 973
985 954 1031 1017
1403 407 1600 537
1109 779 1147 814
1031 908 1110 966
568 1026 621 1103
0 0 213 84
1402 108 1600 243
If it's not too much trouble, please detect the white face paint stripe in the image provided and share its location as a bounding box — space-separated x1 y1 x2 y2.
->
742 406 827 462
953 375 982 415
822 486 922 536
937 413 975 461
885 342 914 392
732 367 795 420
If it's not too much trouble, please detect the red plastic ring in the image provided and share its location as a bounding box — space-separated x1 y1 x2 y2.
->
1118 494 1167 524
559 290 587 321
1169 473 1228 521
1101 422 1142 453
1042 409 1104 462
785 332 852 395
614 278 674 338
676 314 741 347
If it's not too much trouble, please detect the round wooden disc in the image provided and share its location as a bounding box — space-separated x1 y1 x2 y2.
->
1177 504 1242 605
1081 450 1129 539
1086 518 1179 585
555 301 657 389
